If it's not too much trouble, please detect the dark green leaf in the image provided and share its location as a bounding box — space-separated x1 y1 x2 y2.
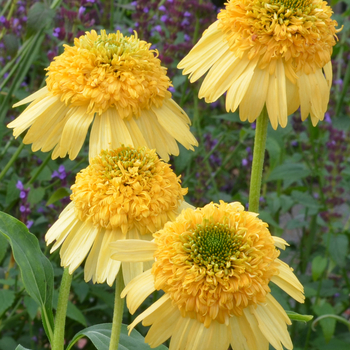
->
312 256 328 281
0 212 54 342
0 234 8 263
46 187 71 206
266 163 311 182
291 191 320 209
266 137 281 169
23 296 39 320
0 337 17 350
27 187 45 205
5 179 20 206
15 345 32 350
26 3 55 36
3 34 20 57
66 324 168 350
173 144 194 174
0 290 15 315
313 303 336 343
329 234 348 267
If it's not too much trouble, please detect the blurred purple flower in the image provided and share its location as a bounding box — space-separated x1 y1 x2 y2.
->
16 180 24 190
159 5 166 11
0 16 6 24
325 112 332 124
160 15 168 22
53 27 61 37
242 159 248 167
143 7 149 13
26 220 34 229
168 86 175 93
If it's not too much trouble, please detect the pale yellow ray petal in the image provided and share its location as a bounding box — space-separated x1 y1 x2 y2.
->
124 117 149 149
184 319 204 350
89 111 114 161
41 107 76 153
285 77 300 116
60 221 98 273
169 317 193 350
240 309 269 350
272 236 289 250
122 261 143 287
152 102 198 151
145 304 180 347
110 239 157 262
297 73 311 122
229 316 249 350
163 98 191 125
109 108 133 147
24 101 69 152
12 86 49 107
192 322 215 350
198 49 240 102
9 95 60 136
136 109 179 161
127 294 171 334
323 61 332 90
271 275 305 303
45 202 75 246
240 67 269 123
58 106 94 160
124 269 155 314
252 298 293 350
94 229 124 286
226 57 258 113
312 68 329 119
266 59 288 129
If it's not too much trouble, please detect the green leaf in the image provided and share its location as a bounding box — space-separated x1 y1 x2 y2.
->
312 256 328 281
0 212 54 342
291 191 320 210
47 187 71 206
0 337 17 350
173 144 194 174
286 311 313 323
23 296 39 320
3 34 19 57
26 3 55 36
313 303 336 343
0 233 8 263
329 234 348 267
266 163 311 182
66 324 168 350
0 289 15 315
27 187 45 205
5 179 20 205
266 137 281 169
15 345 32 350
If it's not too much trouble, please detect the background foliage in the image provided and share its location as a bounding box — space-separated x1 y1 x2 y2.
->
0 0 350 349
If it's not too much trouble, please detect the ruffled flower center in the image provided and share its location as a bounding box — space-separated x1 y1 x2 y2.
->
71 146 187 234
218 0 340 75
152 202 280 327
46 30 172 118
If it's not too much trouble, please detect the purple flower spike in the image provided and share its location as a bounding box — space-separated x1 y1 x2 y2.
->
16 180 24 190
26 220 34 229
242 159 248 167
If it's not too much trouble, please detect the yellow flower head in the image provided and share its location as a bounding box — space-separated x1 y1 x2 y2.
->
111 202 304 350
178 0 341 129
45 145 188 286
46 30 171 118
9 30 197 161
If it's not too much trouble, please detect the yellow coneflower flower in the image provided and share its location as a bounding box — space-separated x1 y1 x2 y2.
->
9 30 197 161
45 145 188 286
178 0 341 129
111 201 304 350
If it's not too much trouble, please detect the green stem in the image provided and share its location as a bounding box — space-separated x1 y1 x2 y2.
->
26 152 52 186
52 268 73 350
248 107 269 213
109 271 125 350
0 142 25 182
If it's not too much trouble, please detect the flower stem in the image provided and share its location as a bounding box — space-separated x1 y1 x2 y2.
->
52 268 73 350
248 107 269 213
109 271 125 350
0 142 25 182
